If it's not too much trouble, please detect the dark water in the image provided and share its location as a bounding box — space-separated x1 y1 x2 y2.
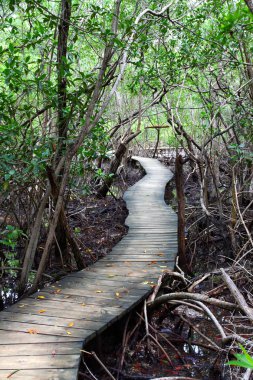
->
0 279 19 310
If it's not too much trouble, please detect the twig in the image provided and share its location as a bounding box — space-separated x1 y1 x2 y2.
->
148 272 166 303
242 368 252 380
143 300 151 350
140 307 174 367
179 314 221 351
136 312 185 363
81 350 116 380
192 301 227 339
205 283 227 297
187 273 210 292
143 300 149 336
117 314 131 378
81 357 99 380
53 232 65 268
233 168 253 249
222 334 253 348
148 333 174 367
6 370 20 378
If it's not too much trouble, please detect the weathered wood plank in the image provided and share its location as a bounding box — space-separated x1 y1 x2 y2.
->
0 320 94 338
0 330 82 344
0 342 82 356
0 354 80 370
0 369 76 379
0 312 104 331
6 302 122 322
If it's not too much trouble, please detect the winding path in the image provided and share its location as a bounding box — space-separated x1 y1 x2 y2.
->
0 157 177 380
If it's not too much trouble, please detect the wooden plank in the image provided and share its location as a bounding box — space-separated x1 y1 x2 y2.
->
57 277 151 289
101 257 174 262
0 342 82 356
0 330 82 344
67 271 158 283
0 354 80 370
31 289 148 304
0 312 104 331
28 291 144 308
0 320 93 338
6 303 122 322
0 369 77 379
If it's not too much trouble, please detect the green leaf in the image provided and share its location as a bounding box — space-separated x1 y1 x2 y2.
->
226 345 253 369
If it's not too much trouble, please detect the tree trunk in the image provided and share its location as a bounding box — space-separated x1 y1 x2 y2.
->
97 143 127 198
57 0 71 146
55 0 72 258
175 155 191 274
153 129 160 158
97 131 141 197
244 0 253 14
31 161 71 290
46 166 85 270
19 187 51 292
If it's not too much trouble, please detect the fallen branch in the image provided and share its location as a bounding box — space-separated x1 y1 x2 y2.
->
192 300 227 339
118 314 131 376
136 312 185 363
179 314 221 351
148 291 238 311
221 268 253 323
222 334 253 348
148 333 174 367
205 283 227 297
148 270 188 303
187 273 210 292
148 272 166 303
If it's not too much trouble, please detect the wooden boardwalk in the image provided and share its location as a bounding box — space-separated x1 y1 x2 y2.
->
0 157 177 380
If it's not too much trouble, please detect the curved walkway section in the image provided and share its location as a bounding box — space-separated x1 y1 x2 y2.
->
0 157 177 380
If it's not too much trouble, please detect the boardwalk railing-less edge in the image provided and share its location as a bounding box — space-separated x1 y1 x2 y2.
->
0 157 177 380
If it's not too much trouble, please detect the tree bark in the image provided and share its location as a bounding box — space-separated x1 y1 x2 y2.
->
57 0 71 145
19 187 51 292
244 0 253 14
153 129 160 158
46 166 85 270
54 0 72 258
148 291 238 311
221 268 253 323
175 155 191 274
32 161 71 289
97 131 141 197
